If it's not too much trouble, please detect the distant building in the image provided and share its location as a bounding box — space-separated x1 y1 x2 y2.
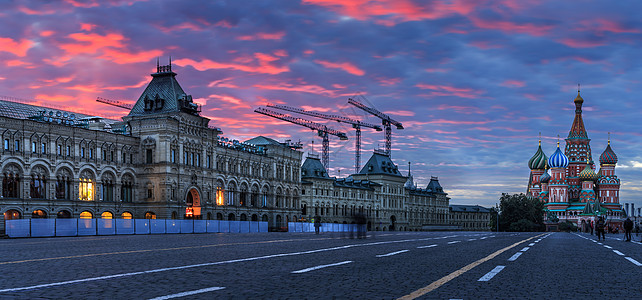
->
300 151 450 231
1 62 450 233
526 90 624 230
449 205 492 231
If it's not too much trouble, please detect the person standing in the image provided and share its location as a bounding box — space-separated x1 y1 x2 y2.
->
596 217 606 241
314 214 321 234
623 217 633 242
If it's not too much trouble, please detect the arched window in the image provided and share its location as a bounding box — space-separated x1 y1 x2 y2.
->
57 210 72 218
2 164 21 198
101 212 113 219
226 182 236 206
32 209 47 218
216 212 223 220
251 214 258 221
55 168 72 200
4 209 21 220
228 213 235 221
261 214 268 222
145 212 156 219
216 180 225 206
80 211 93 219
171 211 178 219
79 170 95 201
239 183 248 206
121 174 134 203
240 214 247 221
121 212 133 219
251 185 259 207
30 166 48 199
101 173 115 202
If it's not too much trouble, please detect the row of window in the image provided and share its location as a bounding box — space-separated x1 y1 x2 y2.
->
5 139 134 163
2 176 133 202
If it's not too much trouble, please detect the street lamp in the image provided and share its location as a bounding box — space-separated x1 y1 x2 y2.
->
496 203 500 232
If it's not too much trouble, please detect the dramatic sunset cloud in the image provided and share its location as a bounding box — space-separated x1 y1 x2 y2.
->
2 0 642 209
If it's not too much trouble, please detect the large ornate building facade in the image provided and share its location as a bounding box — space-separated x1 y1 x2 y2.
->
527 91 624 229
1 63 450 233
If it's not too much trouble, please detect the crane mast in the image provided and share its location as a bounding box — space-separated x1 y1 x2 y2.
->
348 95 403 157
254 107 348 170
266 103 382 173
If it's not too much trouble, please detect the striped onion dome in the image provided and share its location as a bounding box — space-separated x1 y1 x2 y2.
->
528 142 547 170
599 141 618 165
540 169 551 183
548 142 569 168
579 163 598 181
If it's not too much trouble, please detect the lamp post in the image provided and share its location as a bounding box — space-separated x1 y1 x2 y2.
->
496 203 500 232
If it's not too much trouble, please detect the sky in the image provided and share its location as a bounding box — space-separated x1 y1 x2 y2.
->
1 0 642 213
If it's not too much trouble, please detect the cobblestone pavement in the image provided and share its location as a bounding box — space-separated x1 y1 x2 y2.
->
0 231 640 299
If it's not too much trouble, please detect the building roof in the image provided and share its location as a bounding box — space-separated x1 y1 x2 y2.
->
244 136 283 146
426 176 447 195
358 150 403 177
127 63 199 116
449 205 491 213
301 155 330 179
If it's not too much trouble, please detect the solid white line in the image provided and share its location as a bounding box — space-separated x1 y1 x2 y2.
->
604 245 613 249
625 257 642 266
376 250 409 257
613 250 625 256
0 236 442 293
148 287 225 300
520 247 530 252
508 252 523 261
291 261 353 273
448 241 461 244
417 244 437 249
528 243 535 246
478 266 505 281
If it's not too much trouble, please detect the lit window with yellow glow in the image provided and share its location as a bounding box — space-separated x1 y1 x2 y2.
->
79 178 94 201
121 212 133 219
80 211 93 219
216 187 225 206
101 211 113 219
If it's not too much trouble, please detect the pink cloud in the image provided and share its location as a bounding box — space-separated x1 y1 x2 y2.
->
314 60 365 76
175 53 289 75
469 16 554 36
437 104 483 114
208 94 251 108
425 119 491 125
385 110 414 117
237 31 286 41
376 77 401 86
80 23 97 31
416 83 484 98
500 80 525 88
303 0 476 25
40 30 55 37
273 50 288 57
253 83 339 97
557 38 605 48
0 37 33 57
208 78 240 88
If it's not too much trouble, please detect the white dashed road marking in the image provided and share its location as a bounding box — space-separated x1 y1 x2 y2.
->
417 244 437 249
376 250 409 257
625 257 642 266
508 252 523 261
448 241 461 244
148 287 226 300
528 243 535 246
478 266 505 282
291 261 353 273
604 245 613 249
520 247 530 252
613 250 625 256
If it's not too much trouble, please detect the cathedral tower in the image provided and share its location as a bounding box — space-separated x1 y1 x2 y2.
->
564 90 592 202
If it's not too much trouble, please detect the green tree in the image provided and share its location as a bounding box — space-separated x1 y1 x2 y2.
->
498 193 544 232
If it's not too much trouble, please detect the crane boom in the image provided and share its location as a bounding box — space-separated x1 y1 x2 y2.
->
348 95 404 157
266 103 382 174
266 103 382 130
254 107 348 170
96 97 134 110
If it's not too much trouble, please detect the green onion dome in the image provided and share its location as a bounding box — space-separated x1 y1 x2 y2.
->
528 142 547 170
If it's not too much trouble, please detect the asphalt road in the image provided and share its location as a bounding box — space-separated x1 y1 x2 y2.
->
0 231 640 299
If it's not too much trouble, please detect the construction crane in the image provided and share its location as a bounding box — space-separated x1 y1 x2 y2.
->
254 107 348 170
266 103 382 174
348 95 404 157
96 97 134 110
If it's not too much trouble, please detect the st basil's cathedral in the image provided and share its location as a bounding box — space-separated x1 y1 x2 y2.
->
527 90 624 230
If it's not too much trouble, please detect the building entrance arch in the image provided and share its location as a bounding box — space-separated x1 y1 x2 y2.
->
185 188 202 219
390 215 396 231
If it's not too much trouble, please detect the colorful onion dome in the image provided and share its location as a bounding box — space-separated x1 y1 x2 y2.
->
579 163 598 181
528 141 547 170
548 142 569 168
574 90 584 104
540 169 551 184
599 140 618 165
